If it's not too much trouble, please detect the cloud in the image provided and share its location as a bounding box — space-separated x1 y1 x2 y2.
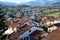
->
36 0 46 5
49 0 54 1
0 0 59 4
0 0 36 3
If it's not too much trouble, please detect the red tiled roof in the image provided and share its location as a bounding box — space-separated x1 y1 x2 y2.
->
5 18 29 28
15 18 21 21
21 24 32 31
11 24 32 40
35 31 44 38
11 23 18 27
30 30 44 38
18 18 29 25
5 20 12 26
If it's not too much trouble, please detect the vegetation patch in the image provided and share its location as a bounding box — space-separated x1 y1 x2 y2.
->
46 12 60 18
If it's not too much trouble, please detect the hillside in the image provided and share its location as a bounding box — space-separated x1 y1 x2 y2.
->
45 12 60 18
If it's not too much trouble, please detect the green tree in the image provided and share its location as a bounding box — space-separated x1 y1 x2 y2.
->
0 5 9 40
8 14 15 18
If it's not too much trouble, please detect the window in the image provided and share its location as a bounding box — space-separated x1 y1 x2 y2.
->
29 30 31 32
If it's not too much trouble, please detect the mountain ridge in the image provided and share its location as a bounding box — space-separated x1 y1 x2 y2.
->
0 0 60 7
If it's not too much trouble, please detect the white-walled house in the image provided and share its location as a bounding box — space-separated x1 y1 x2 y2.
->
48 25 58 32
3 27 17 35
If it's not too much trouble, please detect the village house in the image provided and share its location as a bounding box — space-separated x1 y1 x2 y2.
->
3 15 60 40
3 17 49 40
3 18 29 35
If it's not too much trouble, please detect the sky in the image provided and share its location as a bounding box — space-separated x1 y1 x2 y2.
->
0 0 57 4
0 0 36 3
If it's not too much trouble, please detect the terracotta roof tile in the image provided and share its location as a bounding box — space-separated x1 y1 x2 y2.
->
11 24 32 40
18 18 29 25
5 18 29 28
5 20 12 26
16 18 20 20
21 24 32 31
30 30 44 38
35 31 44 38
11 23 19 28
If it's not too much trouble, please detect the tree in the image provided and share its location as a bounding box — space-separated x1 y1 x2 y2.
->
34 14 40 23
0 5 9 40
20 11 24 18
8 14 15 18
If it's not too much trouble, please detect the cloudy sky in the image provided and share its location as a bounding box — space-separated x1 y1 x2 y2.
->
0 0 35 3
0 0 57 4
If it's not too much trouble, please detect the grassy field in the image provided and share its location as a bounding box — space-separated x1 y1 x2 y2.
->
46 12 60 18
